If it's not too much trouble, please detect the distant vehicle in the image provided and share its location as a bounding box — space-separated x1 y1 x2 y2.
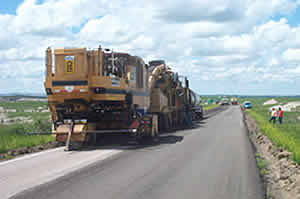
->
221 98 229 105
231 98 238 105
208 99 214 104
243 101 252 109
215 99 220 104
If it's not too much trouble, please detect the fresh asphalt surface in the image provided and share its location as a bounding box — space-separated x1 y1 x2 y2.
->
9 106 264 199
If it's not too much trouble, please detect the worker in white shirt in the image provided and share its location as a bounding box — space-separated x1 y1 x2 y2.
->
269 108 277 124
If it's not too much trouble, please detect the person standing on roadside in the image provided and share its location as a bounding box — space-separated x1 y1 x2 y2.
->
278 107 283 124
269 108 277 124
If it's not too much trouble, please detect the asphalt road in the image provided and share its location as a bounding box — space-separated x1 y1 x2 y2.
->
8 106 264 199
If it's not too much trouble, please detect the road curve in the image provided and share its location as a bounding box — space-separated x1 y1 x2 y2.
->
8 106 264 199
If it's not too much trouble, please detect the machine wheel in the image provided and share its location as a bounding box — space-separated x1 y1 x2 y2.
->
69 142 84 150
130 123 144 144
86 133 97 145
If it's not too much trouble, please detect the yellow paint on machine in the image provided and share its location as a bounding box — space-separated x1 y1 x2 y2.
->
55 124 87 142
44 47 152 143
92 94 125 101
64 56 75 74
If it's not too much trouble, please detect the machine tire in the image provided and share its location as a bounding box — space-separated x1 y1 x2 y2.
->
86 133 97 145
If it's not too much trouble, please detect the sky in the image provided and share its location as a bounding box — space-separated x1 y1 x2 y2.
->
0 0 300 95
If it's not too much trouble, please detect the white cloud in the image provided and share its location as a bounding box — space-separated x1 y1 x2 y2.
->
283 48 300 61
12 0 110 36
157 0 246 23
0 0 300 95
79 15 137 44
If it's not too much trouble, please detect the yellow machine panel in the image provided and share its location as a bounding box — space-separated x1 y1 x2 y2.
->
64 56 75 74
44 46 152 147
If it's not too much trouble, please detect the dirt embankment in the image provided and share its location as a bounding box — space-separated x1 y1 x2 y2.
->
242 109 300 199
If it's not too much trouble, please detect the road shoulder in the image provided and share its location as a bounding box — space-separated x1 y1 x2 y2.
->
242 108 300 199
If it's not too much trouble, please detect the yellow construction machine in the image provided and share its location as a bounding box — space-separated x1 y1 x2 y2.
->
148 60 203 130
44 46 201 150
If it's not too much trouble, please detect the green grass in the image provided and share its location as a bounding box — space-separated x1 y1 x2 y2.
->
1 101 51 120
244 97 300 164
0 123 54 154
255 153 269 176
0 101 54 154
7 112 51 120
0 101 48 112
202 104 219 111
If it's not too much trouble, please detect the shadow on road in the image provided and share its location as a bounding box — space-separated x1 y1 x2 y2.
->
76 106 230 151
78 134 184 151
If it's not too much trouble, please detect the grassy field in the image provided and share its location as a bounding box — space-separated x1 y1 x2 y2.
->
0 101 54 154
202 104 220 111
0 101 48 111
0 124 54 154
242 97 300 164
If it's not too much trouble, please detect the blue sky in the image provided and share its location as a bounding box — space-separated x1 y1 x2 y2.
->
0 0 44 14
0 0 22 14
272 6 300 27
0 0 300 95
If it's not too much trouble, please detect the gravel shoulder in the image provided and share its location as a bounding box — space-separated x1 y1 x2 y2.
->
242 108 300 199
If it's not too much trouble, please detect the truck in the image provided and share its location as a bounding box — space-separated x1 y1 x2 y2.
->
231 98 238 105
44 46 202 150
220 98 229 105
